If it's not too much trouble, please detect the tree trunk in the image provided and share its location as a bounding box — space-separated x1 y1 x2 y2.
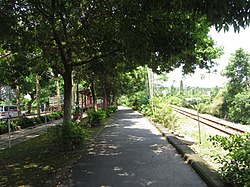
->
62 66 72 125
16 84 21 116
90 80 97 111
113 94 118 106
76 82 79 112
71 76 76 109
27 93 35 113
36 74 41 116
103 84 107 109
56 76 60 97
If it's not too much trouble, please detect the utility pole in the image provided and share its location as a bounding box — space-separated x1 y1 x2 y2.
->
147 67 155 115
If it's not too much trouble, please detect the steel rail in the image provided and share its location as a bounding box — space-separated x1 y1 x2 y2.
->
171 105 247 135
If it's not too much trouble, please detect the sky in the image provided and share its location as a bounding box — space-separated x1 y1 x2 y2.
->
165 26 250 88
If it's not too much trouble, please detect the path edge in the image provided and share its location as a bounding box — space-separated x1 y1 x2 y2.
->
152 122 232 187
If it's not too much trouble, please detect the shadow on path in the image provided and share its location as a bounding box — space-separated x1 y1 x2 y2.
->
65 106 207 187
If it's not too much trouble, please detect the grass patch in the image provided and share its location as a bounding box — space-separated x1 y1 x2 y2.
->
88 126 104 138
176 114 226 170
0 126 104 186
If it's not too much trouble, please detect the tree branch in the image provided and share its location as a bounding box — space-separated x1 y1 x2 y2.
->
0 53 12 59
71 49 120 67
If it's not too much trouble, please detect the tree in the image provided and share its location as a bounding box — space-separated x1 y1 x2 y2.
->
116 66 148 98
0 52 30 113
1 0 248 125
223 48 250 94
222 48 250 107
222 48 250 122
179 0 250 32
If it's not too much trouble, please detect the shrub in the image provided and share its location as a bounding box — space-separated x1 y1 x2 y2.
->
167 96 182 106
87 109 106 127
198 103 211 114
48 122 89 151
228 90 250 125
140 104 153 116
0 121 8 134
119 95 130 106
39 115 46 123
153 101 178 130
33 116 42 125
105 105 118 117
209 133 250 187
108 105 118 113
210 91 226 118
48 112 61 121
129 91 149 111
16 117 35 128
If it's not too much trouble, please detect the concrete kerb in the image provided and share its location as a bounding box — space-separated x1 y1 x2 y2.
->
152 122 231 187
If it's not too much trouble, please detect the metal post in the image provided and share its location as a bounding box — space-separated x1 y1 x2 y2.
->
197 100 201 144
147 68 154 115
44 103 47 125
8 88 11 148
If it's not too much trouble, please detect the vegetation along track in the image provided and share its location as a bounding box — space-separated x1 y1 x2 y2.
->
171 105 249 136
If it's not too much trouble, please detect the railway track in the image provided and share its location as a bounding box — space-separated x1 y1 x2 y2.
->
171 105 249 136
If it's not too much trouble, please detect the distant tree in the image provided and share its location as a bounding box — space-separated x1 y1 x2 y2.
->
223 48 250 103
222 48 250 122
116 66 148 98
0 52 30 114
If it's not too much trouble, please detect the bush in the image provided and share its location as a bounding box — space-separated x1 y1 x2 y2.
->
153 100 178 130
87 109 106 127
0 118 31 134
167 96 182 106
128 91 149 111
140 104 153 116
108 105 118 113
198 103 211 114
33 116 42 125
119 95 130 106
105 105 118 117
48 112 61 121
228 90 250 125
48 122 89 151
0 121 8 134
210 91 226 118
39 115 46 123
209 133 250 186
16 117 35 128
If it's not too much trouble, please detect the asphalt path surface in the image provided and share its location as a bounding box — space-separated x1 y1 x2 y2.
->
64 106 207 187
0 119 62 150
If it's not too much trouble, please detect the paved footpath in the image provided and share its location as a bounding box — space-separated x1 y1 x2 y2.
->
63 106 207 187
0 114 88 150
0 119 62 150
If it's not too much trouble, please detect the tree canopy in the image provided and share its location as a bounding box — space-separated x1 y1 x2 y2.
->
223 48 250 93
0 0 249 124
